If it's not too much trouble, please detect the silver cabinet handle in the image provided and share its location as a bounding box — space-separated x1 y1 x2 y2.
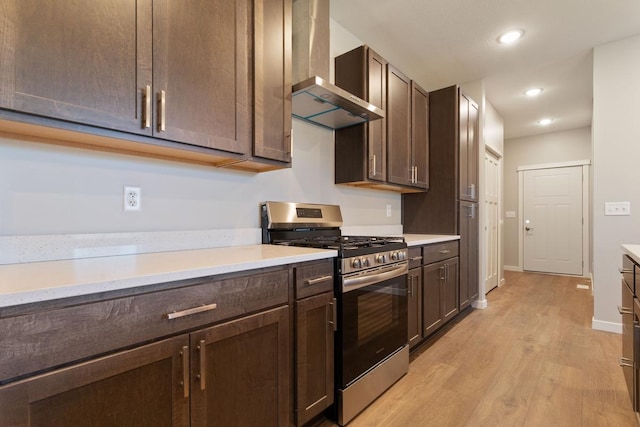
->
439 265 446 280
329 297 337 332
306 275 333 286
198 339 206 390
407 275 413 296
410 256 423 262
619 268 633 274
181 345 190 398
372 155 376 175
439 249 451 254
142 85 151 129
470 184 476 199
619 356 633 368
166 303 218 320
414 166 418 183
619 305 633 315
158 90 166 132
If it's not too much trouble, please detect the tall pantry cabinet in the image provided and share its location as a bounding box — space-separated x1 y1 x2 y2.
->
402 85 479 310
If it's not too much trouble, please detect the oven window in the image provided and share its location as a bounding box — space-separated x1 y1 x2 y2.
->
357 290 394 346
338 273 408 387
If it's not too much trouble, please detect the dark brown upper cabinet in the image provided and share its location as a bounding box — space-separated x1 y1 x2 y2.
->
0 0 291 170
0 0 153 136
335 46 428 193
335 45 387 184
459 92 479 202
387 65 412 187
252 0 292 163
411 82 429 190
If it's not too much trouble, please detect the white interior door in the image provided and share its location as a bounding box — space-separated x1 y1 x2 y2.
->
523 166 583 275
484 151 499 292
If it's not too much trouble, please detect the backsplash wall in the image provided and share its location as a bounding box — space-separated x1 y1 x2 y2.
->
0 119 400 236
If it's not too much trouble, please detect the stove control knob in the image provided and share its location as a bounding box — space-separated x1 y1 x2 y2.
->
399 251 406 260
376 254 387 263
352 258 362 269
391 251 399 261
363 257 370 267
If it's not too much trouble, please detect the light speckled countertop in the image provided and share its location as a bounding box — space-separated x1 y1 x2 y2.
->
622 245 640 264
0 245 336 308
404 234 460 246
0 234 459 309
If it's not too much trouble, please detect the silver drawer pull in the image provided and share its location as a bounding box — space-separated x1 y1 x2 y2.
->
410 256 423 261
619 305 633 315
306 275 333 286
619 268 634 274
619 356 633 368
439 249 451 254
166 303 218 320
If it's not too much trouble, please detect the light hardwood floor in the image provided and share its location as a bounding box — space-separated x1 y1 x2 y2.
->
321 271 637 426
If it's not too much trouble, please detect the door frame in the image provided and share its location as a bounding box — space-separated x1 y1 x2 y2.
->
517 160 590 276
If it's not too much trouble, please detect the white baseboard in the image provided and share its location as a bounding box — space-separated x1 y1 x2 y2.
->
592 317 622 334
504 265 522 272
472 298 488 309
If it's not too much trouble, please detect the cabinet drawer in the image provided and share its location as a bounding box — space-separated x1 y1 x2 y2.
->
423 241 459 264
0 269 289 383
295 260 334 299
408 247 423 269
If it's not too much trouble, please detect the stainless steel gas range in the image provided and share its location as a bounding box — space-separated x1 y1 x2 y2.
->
261 201 409 425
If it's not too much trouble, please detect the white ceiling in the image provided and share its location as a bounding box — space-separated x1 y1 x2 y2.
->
329 0 640 139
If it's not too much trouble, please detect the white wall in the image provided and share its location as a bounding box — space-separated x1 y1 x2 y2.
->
503 127 592 268
592 34 640 330
0 21 401 238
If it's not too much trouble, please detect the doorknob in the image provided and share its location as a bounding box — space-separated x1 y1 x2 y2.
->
525 227 533 231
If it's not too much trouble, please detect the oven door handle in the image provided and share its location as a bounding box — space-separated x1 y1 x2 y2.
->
342 263 408 293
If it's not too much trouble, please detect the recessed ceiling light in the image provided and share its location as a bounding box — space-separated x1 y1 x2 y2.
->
537 118 553 126
498 30 524 44
525 88 543 97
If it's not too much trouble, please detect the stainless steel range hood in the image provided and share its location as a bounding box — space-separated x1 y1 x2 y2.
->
292 0 384 130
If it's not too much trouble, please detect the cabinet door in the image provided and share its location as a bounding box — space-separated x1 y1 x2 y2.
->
443 257 460 322
295 292 335 426
0 0 153 135
459 201 478 310
253 0 292 162
467 98 479 201
190 306 289 427
387 65 411 187
153 0 251 154
0 335 189 427
408 267 423 348
423 262 444 337
411 82 429 189
459 92 479 202
367 49 387 181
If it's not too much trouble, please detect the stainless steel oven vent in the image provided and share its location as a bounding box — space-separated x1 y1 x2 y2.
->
292 0 384 130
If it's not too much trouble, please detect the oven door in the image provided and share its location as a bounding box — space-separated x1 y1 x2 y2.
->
337 262 408 387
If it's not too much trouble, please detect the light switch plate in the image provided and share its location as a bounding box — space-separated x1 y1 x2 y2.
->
505 211 516 218
604 201 630 216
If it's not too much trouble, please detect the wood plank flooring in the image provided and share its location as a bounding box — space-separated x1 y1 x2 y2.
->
320 271 637 426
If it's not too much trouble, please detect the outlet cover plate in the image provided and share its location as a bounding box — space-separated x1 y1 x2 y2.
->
604 201 630 216
124 186 141 211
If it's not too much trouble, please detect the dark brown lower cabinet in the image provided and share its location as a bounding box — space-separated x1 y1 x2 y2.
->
191 306 290 427
0 334 190 427
0 306 290 427
408 267 423 349
295 292 335 426
459 201 479 310
423 257 459 338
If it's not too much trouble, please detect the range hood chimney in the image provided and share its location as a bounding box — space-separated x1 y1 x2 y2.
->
292 0 384 130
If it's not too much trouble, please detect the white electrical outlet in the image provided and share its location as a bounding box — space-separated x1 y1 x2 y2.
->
124 186 141 211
